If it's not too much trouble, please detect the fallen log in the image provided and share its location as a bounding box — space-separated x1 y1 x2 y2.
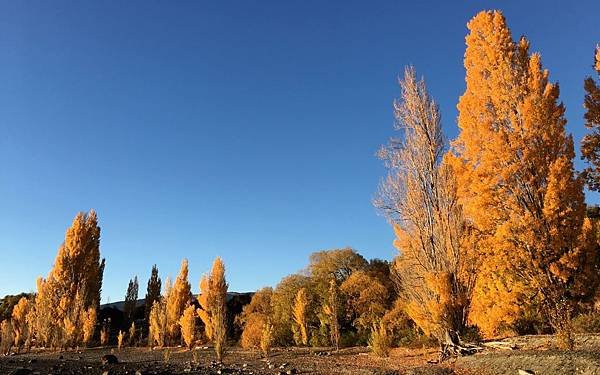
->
482 341 518 350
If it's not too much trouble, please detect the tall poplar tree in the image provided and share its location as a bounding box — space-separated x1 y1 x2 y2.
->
375 67 476 348
197 257 228 361
166 259 191 344
30 210 104 348
451 11 598 347
291 288 309 346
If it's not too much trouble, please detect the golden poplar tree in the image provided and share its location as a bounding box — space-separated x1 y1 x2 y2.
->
197 276 213 340
149 299 167 347
82 307 96 346
179 304 196 350
581 46 600 190
322 279 340 351
29 210 103 348
375 67 476 348
166 259 192 344
291 288 308 346
197 257 228 361
11 297 29 351
452 11 598 347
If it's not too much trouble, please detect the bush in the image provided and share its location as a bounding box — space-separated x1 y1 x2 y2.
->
461 325 483 344
240 315 265 350
260 321 274 358
572 312 600 333
395 328 437 349
369 321 391 357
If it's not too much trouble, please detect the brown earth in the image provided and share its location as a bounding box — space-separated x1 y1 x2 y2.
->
2 334 600 374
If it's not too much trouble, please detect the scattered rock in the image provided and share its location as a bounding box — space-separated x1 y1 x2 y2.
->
286 369 297 375
9 368 32 375
101 354 119 365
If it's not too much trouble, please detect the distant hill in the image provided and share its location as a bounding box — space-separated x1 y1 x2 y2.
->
100 291 253 312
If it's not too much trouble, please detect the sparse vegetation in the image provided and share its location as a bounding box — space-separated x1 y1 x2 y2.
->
369 321 391 357
117 330 125 350
260 320 274 358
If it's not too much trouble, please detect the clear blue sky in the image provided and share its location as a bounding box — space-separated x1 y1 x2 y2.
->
1 1 599 303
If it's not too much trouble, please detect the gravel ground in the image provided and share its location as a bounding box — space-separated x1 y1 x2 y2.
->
4 335 600 375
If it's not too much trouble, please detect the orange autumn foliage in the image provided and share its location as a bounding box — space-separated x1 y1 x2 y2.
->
197 257 228 361
166 259 192 344
29 210 103 348
11 297 29 350
451 11 599 346
291 288 309 346
179 304 196 349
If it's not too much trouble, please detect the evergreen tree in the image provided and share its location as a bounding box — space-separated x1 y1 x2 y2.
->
144 265 162 328
124 276 139 322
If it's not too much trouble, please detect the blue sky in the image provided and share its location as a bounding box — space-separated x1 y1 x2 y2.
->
1 1 598 302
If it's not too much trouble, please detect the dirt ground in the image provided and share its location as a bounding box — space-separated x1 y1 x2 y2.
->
457 334 600 375
2 334 600 374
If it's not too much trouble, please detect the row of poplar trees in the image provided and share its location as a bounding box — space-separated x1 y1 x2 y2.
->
375 10 600 350
145 257 229 362
0 210 230 361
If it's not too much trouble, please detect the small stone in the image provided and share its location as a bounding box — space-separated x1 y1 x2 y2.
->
518 371 535 375
286 369 297 375
101 354 119 365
